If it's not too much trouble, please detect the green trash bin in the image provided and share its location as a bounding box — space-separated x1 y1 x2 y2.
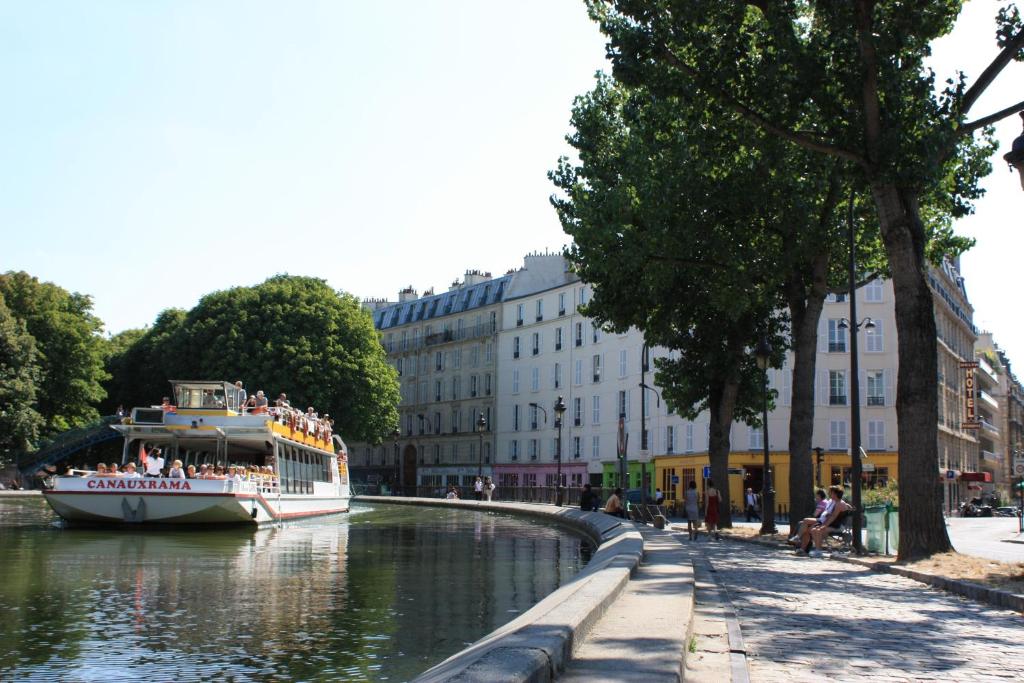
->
864 506 886 553
885 505 899 556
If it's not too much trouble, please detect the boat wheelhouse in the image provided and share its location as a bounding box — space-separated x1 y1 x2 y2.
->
43 380 351 525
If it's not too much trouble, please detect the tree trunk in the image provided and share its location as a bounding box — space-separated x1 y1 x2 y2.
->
785 253 830 534
871 185 952 561
708 375 740 529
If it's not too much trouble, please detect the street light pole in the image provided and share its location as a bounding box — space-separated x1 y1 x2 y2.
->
391 428 400 496
554 396 566 507
843 189 869 554
476 412 487 478
1004 111 1024 191
755 336 777 535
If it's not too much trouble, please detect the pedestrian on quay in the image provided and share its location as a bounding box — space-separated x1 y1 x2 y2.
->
684 480 701 541
483 477 495 502
580 483 598 512
704 479 721 540
745 487 761 522
604 488 625 518
655 487 665 505
473 476 484 501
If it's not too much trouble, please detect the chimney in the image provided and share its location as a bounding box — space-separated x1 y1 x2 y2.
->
463 269 492 287
398 286 418 303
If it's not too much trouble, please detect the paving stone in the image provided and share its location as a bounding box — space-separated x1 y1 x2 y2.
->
695 540 1024 682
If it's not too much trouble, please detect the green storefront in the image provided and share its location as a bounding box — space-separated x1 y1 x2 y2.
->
600 460 656 495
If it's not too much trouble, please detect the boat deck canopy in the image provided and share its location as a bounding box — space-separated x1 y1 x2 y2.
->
170 380 244 412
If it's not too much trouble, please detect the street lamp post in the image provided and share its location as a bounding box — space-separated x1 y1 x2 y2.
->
476 412 487 478
391 428 400 496
554 396 566 507
639 377 662 505
839 187 875 554
754 337 777 535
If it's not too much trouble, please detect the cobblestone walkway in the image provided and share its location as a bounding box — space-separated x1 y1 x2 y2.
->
695 538 1023 682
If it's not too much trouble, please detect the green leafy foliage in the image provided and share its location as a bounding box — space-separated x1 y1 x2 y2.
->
105 275 399 444
0 294 44 462
0 272 108 436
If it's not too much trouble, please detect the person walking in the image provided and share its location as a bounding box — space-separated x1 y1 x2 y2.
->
745 487 761 522
473 476 484 501
684 480 701 541
483 477 495 502
704 479 721 540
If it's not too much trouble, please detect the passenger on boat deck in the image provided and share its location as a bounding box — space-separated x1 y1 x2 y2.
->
168 460 185 479
186 464 197 479
235 381 246 407
276 393 290 409
213 465 227 479
254 390 269 414
244 395 257 412
228 466 242 483
109 463 121 476
198 464 209 478
145 448 165 477
161 397 176 413
122 462 141 478
306 406 318 419
93 463 108 477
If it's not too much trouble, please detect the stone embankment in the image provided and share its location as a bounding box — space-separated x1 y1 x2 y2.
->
355 497 698 682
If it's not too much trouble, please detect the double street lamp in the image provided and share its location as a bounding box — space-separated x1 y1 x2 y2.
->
529 397 566 506
1005 111 1024 191
391 428 400 495
754 337 777 535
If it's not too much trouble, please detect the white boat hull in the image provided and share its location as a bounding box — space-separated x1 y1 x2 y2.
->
43 477 350 526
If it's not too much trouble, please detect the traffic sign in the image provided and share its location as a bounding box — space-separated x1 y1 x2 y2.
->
946 470 956 480
1013 456 1024 477
703 465 711 479
671 475 680 484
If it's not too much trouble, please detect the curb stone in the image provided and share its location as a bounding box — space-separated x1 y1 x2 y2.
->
697 526 1024 614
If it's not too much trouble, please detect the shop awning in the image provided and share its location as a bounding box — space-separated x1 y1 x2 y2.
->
959 472 992 482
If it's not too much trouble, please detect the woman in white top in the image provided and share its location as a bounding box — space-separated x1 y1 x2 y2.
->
684 480 701 541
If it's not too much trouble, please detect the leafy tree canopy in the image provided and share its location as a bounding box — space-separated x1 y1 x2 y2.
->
106 275 399 444
0 293 44 461
0 272 108 435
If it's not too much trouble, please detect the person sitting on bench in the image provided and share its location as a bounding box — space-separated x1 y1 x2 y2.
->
801 486 853 558
788 488 829 545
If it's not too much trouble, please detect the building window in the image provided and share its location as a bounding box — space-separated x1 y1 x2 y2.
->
829 420 848 450
553 362 562 389
864 279 883 302
452 376 460 400
536 299 543 322
435 351 444 371
641 346 650 372
592 395 600 424
452 349 461 369
573 436 581 459
435 380 443 402
828 320 847 352
532 332 540 356
485 373 492 396
865 320 883 353
749 425 763 450
433 413 441 434
574 397 583 426
513 405 520 431
513 336 520 359
516 303 524 326
829 370 847 405
530 405 539 430
579 286 588 307
619 350 627 378
484 342 493 364
592 354 602 383
618 390 629 419
509 440 519 460
555 327 563 351
592 435 600 459
575 322 584 347
867 370 885 406
470 375 478 397
512 369 520 394
529 439 538 460
558 292 566 316
868 420 885 450
592 323 600 343
470 346 479 368
666 426 675 454
574 359 583 385
531 367 540 392
685 423 694 453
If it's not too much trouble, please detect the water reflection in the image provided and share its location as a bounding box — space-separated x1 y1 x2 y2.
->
0 498 588 681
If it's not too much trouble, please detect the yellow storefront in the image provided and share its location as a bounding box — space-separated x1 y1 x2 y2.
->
653 451 899 516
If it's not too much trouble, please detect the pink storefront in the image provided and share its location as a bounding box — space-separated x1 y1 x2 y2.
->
492 462 590 490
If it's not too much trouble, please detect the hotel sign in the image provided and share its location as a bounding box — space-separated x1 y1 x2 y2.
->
960 361 980 430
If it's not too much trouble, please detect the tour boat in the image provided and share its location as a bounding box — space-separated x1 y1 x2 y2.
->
43 380 351 525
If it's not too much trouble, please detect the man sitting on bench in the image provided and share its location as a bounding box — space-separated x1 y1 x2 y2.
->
796 486 851 558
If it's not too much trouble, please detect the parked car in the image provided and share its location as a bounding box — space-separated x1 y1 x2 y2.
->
994 506 1021 517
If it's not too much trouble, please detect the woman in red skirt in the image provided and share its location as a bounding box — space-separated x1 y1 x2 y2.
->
704 479 722 540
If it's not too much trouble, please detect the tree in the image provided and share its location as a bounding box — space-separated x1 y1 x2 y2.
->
0 272 108 436
551 77 790 524
0 294 43 463
584 0 1021 559
106 276 399 444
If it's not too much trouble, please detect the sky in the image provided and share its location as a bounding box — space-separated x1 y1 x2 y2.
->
1 2 1022 360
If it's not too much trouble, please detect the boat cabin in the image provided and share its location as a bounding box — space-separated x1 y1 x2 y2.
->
172 380 245 413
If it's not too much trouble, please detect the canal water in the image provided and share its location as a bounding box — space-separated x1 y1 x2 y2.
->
0 497 590 681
